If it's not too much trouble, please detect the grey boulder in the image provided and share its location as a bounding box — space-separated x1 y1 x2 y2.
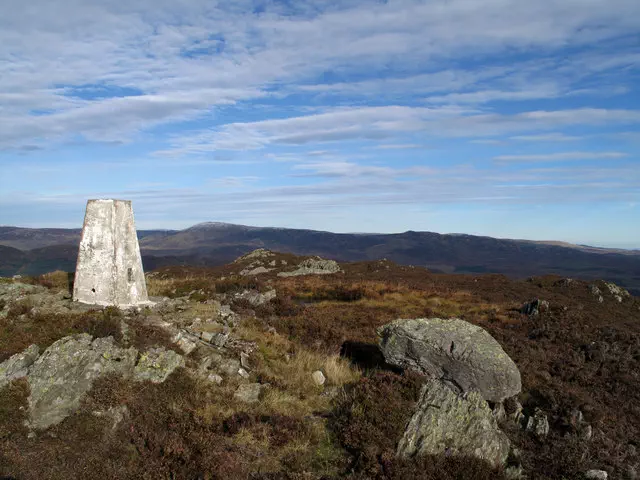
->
27 334 137 430
397 379 510 468
378 318 521 402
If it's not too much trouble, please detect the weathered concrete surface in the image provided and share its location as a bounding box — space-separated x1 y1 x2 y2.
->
73 199 151 307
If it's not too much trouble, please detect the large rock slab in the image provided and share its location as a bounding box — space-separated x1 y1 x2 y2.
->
397 379 510 468
27 334 137 430
378 318 521 402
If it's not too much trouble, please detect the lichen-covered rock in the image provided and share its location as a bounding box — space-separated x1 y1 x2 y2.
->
218 358 241 376
378 318 521 402
234 249 274 263
233 289 276 306
26 334 137 430
234 383 263 403
590 285 604 303
172 331 198 354
604 282 630 303
277 258 342 277
0 344 39 389
520 299 549 316
241 266 272 276
396 380 510 468
525 408 549 438
133 347 184 383
585 470 608 480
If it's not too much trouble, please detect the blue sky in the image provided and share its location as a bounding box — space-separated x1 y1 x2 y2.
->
1 0 639 248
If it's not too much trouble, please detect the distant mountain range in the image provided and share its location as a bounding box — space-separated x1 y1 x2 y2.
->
1 223 639 295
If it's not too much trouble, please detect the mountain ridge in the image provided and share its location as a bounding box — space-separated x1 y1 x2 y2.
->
1 223 639 295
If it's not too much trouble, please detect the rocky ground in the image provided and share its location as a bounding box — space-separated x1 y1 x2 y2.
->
1 252 639 479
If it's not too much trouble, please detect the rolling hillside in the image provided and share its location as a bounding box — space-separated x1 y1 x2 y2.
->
1 223 639 294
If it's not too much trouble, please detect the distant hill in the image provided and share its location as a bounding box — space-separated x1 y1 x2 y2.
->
1 223 639 295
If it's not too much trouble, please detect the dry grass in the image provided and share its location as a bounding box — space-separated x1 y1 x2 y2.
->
237 318 360 417
3 260 638 479
24 270 73 293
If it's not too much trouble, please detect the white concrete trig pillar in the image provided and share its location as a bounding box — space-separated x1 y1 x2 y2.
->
73 199 151 307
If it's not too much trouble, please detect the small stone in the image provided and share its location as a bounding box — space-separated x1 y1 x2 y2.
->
238 368 250 379
207 373 223 384
525 408 549 438
218 358 241 377
211 333 229 348
234 383 262 403
570 408 584 426
176 336 197 355
504 466 526 479
312 370 326 386
240 352 251 369
581 424 593 441
520 299 549 316
585 470 608 480
201 331 214 343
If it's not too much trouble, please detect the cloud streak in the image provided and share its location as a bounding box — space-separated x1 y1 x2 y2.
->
494 151 630 162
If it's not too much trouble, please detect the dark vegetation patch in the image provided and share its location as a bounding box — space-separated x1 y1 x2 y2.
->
0 306 122 362
0 379 29 442
340 341 401 372
0 373 346 479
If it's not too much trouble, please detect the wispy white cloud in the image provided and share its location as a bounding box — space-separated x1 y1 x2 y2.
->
156 107 640 154
510 133 582 142
1 0 640 150
494 151 629 162
374 143 424 150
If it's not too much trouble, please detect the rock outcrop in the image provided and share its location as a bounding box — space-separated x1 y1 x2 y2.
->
2 334 184 430
396 379 510 468
233 289 276 306
378 318 521 402
604 282 631 303
277 258 342 277
27 334 138 430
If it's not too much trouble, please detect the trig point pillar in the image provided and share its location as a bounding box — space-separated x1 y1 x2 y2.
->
73 199 151 307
